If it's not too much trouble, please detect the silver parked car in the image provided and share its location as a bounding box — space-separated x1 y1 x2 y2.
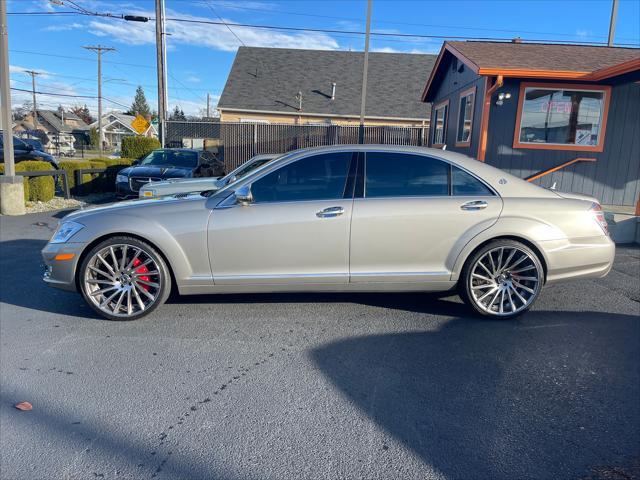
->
138 154 278 198
42 145 614 321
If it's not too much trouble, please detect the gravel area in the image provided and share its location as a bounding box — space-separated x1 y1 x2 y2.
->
23 193 116 214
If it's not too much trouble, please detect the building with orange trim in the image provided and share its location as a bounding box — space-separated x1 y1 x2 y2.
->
422 40 640 207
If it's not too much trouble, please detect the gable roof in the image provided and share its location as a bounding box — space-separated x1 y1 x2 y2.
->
90 112 157 135
423 41 640 101
218 47 437 120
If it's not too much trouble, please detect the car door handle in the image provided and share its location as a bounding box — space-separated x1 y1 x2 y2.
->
316 206 345 218
460 200 488 211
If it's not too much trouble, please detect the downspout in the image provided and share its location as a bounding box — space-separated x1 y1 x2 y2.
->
477 74 503 162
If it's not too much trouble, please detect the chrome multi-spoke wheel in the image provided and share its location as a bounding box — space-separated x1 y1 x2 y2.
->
461 241 543 318
80 237 170 320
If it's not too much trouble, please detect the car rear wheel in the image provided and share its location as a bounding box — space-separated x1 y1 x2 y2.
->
460 240 543 319
79 236 171 320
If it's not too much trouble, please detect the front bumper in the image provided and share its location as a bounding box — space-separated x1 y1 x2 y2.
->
41 241 87 292
115 181 136 199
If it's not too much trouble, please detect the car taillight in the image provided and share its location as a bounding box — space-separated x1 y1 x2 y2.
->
590 202 609 236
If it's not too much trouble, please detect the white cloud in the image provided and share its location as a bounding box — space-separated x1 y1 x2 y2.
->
82 10 340 52
10 65 51 79
371 46 439 55
576 29 593 39
43 22 84 32
185 75 201 83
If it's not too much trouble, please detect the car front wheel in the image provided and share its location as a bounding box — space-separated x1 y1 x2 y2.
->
79 236 171 320
460 239 543 319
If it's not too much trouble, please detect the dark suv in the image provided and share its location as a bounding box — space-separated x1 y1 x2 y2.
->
115 148 224 199
0 132 58 168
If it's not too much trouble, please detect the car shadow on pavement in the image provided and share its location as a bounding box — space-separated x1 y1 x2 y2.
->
0 239 101 319
170 290 471 317
309 311 640 480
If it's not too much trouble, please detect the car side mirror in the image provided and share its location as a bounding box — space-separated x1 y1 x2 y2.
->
234 184 253 205
132 159 140 165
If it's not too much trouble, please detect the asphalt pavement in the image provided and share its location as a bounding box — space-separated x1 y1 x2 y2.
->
1 210 639 480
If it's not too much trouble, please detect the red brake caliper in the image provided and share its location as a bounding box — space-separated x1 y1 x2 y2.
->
132 258 150 291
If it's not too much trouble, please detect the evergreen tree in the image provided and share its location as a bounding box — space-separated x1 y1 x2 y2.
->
128 86 151 117
170 105 186 120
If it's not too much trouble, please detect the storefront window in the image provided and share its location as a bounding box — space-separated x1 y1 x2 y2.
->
514 84 610 152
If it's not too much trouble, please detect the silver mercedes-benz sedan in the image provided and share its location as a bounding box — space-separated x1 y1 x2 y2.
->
42 145 614 321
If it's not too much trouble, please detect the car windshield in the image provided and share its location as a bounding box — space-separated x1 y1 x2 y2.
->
140 150 198 168
221 157 276 185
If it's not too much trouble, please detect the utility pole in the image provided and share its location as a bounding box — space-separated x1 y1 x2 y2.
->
206 93 210 118
0 0 25 214
155 0 168 147
608 0 619 46
24 70 40 130
358 0 372 144
83 45 114 156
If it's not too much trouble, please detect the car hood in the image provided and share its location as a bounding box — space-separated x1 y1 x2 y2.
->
61 193 211 223
119 165 192 178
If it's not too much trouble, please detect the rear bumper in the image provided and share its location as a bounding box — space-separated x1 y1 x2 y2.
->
41 242 87 292
543 235 615 284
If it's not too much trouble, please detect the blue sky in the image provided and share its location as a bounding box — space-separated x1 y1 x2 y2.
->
7 0 640 117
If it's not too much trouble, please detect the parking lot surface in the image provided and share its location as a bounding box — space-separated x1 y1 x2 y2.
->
1 210 639 480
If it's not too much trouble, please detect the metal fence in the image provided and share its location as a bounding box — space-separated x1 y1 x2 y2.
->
165 120 428 170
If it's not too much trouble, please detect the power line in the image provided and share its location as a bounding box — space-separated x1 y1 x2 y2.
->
9 49 156 69
203 0 245 47
194 0 640 43
162 17 640 46
11 87 101 99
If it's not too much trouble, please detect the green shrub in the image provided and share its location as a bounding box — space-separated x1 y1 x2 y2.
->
0 161 54 202
121 136 160 159
58 160 94 194
58 158 136 194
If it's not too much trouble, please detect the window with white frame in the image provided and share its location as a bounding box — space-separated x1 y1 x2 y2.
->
432 101 448 146
456 88 475 145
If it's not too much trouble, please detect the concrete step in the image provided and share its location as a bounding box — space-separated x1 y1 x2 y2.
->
604 211 639 244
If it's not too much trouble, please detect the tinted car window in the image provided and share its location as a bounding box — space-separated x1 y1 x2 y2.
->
251 152 351 203
365 152 448 198
452 166 494 196
141 150 198 168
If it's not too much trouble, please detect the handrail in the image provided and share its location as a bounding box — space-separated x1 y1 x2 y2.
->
75 167 107 196
525 157 596 183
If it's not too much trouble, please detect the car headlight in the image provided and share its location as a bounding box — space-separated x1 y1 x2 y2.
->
116 174 128 183
50 221 84 244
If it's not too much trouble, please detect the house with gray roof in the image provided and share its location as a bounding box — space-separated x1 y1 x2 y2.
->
217 47 436 127
89 112 157 149
14 109 89 155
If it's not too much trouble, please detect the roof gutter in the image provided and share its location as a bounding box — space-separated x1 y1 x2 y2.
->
218 107 430 122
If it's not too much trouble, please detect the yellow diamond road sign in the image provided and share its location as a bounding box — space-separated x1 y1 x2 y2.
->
131 114 150 134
